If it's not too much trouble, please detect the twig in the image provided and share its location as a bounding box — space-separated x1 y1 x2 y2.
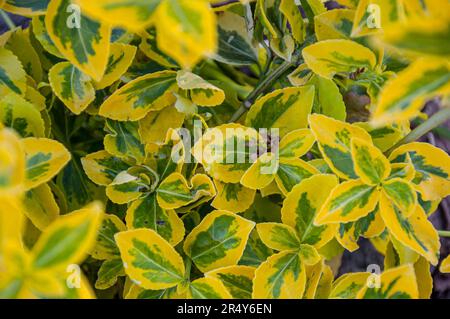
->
438 230 450 238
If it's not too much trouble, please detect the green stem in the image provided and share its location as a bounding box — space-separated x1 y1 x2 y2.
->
0 9 16 30
229 60 294 122
385 107 450 156
438 230 450 238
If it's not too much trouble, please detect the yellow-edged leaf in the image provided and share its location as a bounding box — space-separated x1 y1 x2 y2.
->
211 180 256 213
205 265 255 299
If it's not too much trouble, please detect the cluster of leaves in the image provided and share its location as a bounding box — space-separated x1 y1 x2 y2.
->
0 0 449 299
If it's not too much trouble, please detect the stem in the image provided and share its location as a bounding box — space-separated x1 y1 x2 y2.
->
229 60 294 122
0 10 16 30
438 230 450 238
385 107 450 156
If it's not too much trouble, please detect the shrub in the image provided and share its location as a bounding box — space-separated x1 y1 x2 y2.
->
0 0 449 299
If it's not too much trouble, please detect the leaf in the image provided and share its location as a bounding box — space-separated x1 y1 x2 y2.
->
192 123 263 183
76 0 161 31
49 62 95 115
357 264 419 299
330 272 370 299
211 180 255 214
245 86 315 137
125 193 185 246
115 228 185 290
240 152 278 190
81 150 130 186
0 93 45 137
214 11 257 65
282 174 339 248
157 173 216 210
307 75 347 121
355 122 406 152
139 26 178 68
379 193 440 265
0 48 26 96
275 157 320 195
31 201 104 270
381 178 417 217
238 230 273 267
302 39 377 79
205 265 255 299
22 137 71 190
0 128 25 193
95 43 137 89
138 106 185 146
105 170 147 205
315 179 380 224
46 0 111 81
309 114 372 179
183 210 255 273
280 0 305 43
176 70 225 107
257 223 301 251
389 142 450 201
104 120 145 164
90 214 126 261
303 260 325 299
351 0 405 37
156 0 217 69
351 137 391 185
336 206 385 251
414 256 433 299
187 277 231 299
23 183 59 231
314 9 355 41
95 258 125 290
372 58 450 125
279 129 316 158
98 71 177 121
252 251 306 299
31 16 62 58
380 11 450 58
440 255 450 273
2 0 48 16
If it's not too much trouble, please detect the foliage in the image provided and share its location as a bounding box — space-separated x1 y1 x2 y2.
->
0 0 449 299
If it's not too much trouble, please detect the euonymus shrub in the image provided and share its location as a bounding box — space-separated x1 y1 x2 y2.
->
0 0 449 299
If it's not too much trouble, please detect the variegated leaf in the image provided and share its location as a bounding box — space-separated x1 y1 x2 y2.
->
49 62 95 115
245 86 315 137
23 183 59 231
104 120 145 164
115 228 185 290
315 179 380 224
0 93 45 137
91 214 126 261
46 0 111 81
214 11 257 65
279 129 316 158
125 193 185 246
95 258 125 290
105 168 153 205
282 174 339 248
330 272 370 299
381 178 417 217
372 58 450 125
183 210 255 272
31 201 104 270
309 114 373 179
206 265 255 299
389 142 450 201
275 157 320 195
211 180 256 213
379 193 440 265
157 173 216 210
0 128 25 193
357 264 419 299
99 71 177 121
252 251 306 299
22 137 71 190
351 137 391 185
95 43 137 89
139 26 178 68
76 0 161 31
240 152 278 190
302 39 377 79
187 277 231 299
314 9 355 41
176 70 225 107
440 255 450 273
2 0 49 16
81 150 130 186
156 0 217 69
257 223 301 251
